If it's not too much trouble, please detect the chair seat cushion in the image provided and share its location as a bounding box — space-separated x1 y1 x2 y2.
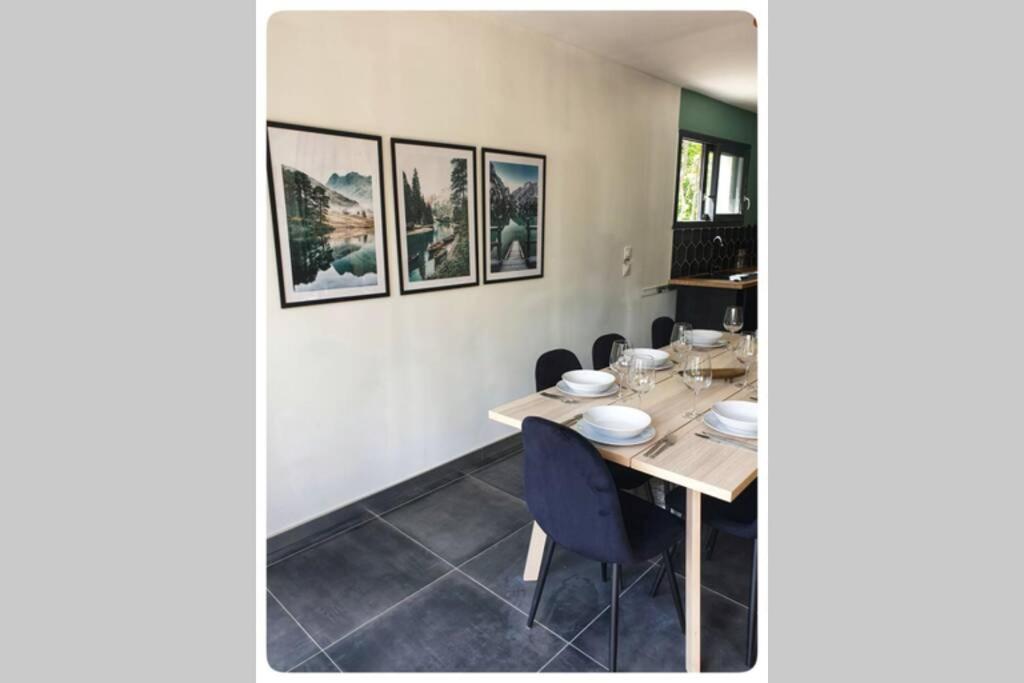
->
665 483 757 540
618 491 684 563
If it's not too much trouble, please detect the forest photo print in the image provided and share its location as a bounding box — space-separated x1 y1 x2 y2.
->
267 123 389 306
391 139 478 293
482 149 545 283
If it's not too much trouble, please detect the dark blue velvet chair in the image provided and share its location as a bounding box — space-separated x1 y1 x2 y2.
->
535 348 653 498
521 416 684 671
653 481 758 668
651 316 675 348
591 332 625 371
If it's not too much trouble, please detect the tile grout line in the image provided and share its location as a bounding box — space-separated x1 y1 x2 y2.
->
265 443 523 568
303 512 534 659
456 519 536 569
536 641 571 672
267 466 478 568
556 562 661 670
316 568 458 658
267 588 341 673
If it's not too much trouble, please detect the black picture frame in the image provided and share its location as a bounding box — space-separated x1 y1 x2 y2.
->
266 121 390 308
481 147 546 285
390 137 481 295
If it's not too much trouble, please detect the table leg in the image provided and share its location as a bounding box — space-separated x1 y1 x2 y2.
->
522 521 548 581
685 489 702 672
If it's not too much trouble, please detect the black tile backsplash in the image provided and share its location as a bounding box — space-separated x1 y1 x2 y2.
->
671 225 757 278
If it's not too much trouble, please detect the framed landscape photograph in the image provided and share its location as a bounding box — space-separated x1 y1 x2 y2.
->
266 122 389 307
391 138 479 294
481 148 546 284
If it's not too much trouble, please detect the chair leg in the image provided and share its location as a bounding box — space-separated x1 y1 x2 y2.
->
601 562 608 583
609 563 621 672
527 536 555 628
705 528 719 560
649 543 676 597
663 550 685 636
746 539 758 668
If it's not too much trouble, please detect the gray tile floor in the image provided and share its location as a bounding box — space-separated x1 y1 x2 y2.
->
267 446 754 672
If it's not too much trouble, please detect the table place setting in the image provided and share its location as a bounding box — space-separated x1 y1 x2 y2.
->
697 400 758 451
573 404 657 447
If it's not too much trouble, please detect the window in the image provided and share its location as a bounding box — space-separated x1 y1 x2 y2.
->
674 130 750 225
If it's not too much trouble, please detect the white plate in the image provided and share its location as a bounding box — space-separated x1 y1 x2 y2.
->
690 330 724 346
711 400 758 431
703 412 757 439
582 405 652 438
562 369 616 394
630 348 670 369
577 421 657 447
693 340 728 349
556 380 619 398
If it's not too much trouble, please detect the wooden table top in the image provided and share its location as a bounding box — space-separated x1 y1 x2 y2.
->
488 340 757 502
669 275 758 290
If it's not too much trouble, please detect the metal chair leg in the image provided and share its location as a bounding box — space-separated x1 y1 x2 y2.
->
527 536 555 628
601 561 608 583
649 543 677 597
663 550 685 635
609 563 621 672
746 539 758 668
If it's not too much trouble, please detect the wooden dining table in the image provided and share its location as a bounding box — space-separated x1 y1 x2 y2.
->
487 340 758 673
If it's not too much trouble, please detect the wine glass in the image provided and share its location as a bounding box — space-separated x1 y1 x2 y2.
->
723 306 744 347
681 352 713 418
734 333 758 388
669 322 693 364
609 339 632 399
628 356 655 409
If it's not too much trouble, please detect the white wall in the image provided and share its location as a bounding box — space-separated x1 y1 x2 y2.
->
267 12 680 535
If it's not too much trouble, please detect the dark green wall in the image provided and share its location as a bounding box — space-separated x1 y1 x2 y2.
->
678 89 757 224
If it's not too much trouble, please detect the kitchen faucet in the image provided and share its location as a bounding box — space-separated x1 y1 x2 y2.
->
711 234 724 273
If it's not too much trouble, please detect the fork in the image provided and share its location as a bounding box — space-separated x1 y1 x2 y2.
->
647 433 677 460
540 391 577 404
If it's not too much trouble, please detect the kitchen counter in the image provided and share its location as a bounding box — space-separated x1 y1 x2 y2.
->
669 272 758 290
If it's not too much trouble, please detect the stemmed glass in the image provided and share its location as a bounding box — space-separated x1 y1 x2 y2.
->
669 322 693 364
609 339 632 399
628 356 656 409
681 352 713 418
723 306 744 348
734 333 758 388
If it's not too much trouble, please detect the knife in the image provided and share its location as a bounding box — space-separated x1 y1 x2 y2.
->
695 431 758 452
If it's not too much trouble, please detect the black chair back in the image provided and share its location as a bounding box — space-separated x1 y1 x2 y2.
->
534 348 582 392
522 417 634 564
651 316 675 348
591 333 625 370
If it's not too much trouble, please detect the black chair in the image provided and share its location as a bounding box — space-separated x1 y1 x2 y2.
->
522 417 684 671
651 482 758 668
535 348 582 393
536 348 654 500
651 316 675 348
591 333 625 371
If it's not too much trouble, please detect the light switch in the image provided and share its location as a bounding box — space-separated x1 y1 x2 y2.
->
623 245 633 261
622 262 631 277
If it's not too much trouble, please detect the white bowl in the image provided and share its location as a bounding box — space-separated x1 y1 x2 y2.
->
582 405 652 439
711 401 758 433
630 348 670 369
562 370 615 394
691 330 723 346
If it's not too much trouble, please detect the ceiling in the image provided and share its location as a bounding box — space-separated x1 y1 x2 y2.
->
485 11 757 112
